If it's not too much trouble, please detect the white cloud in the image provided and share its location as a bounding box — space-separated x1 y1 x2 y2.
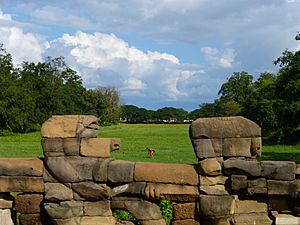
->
0 9 12 21
201 46 236 68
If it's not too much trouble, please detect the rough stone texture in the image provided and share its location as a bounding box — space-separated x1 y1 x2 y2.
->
111 182 146 197
92 158 111 182
63 138 80 156
41 115 99 138
261 161 296 181
199 158 221 176
250 137 262 157
134 162 198 185
268 180 298 196
0 176 44 192
0 209 14 225
80 138 120 157
189 116 261 139
71 182 110 200
274 214 300 224
108 160 135 183
200 175 228 186
15 194 43 213
223 138 251 157
51 217 81 225
80 216 116 225
66 156 98 181
231 175 247 190
199 185 229 195
247 187 267 195
45 157 81 183
173 203 197 220
19 214 42 225
0 158 43 176
233 213 272 225
191 139 218 159
234 200 268 213
140 219 166 225
223 158 261 176
84 201 112 216
125 200 163 220
43 167 59 183
199 195 235 217
145 183 199 201
45 183 73 201
41 138 64 157
199 216 231 225
172 219 200 225
0 199 13 209
269 197 293 212
44 201 83 219
248 178 266 188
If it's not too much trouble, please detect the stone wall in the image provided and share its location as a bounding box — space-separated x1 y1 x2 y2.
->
0 115 300 225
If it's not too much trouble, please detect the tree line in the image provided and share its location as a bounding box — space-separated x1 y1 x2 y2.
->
0 45 121 134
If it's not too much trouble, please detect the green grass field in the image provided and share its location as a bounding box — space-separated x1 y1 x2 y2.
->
0 123 299 164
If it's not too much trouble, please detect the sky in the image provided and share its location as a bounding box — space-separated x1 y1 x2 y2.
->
0 0 299 111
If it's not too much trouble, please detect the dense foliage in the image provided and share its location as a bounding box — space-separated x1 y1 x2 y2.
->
0 45 121 133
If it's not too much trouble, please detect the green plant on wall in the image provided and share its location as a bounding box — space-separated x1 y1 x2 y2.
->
160 200 173 225
113 209 139 224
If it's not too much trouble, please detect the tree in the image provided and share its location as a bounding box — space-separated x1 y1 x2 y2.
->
157 107 188 122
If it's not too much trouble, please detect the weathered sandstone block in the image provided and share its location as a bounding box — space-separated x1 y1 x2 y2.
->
223 158 261 176
223 138 251 157
81 216 116 225
234 200 267 213
134 162 198 185
66 156 98 181
199 195 235 217
191 139 222 158
261 161 296 180
199 185 229 195
84 201 112 216
0 198 13 209
140 219 166 225
233 213 272 225
0 176 44 192
145 183 199 201
189 116 261 139
108 160 134 183
0 209 14 225
199 158 221 176
92 158 111 182
15 194 43 213
63 138 80 156
173 203 197 220
268 180 298 195
250 137 262 157
71 182 110 200
173 219 200 225
200 175 228 186
45 183 73 201
44 201 83 219
273 213 300 224
80 138 120 157
0 158 43 176
19 213 42 225
51 217 81 225
125 200 163 220
111 182 146 197
231 175 247 190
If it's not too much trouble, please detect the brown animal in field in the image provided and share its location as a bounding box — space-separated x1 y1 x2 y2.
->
146 147 155 158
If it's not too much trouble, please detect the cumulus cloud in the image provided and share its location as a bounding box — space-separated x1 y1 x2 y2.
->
201 46 236 68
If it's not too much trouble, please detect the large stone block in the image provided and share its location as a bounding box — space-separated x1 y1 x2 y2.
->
173 203 197 220
15 194 43 213
80 138 120 157
84 201 112 216
19 214 42 225
81 216 116 225
51 217 81 225
223 138 251 157
108 160 134 183
66 156 98 181
145 183 199 201
173 219 200 225
92 158 111 182
234 200 267 214
0 198 13 209
269 197 293 211
199 185 229 195
223 158 261 176
247 178 267 195
261 161 296 180
199 195 235 217
44 201 83 219
41 138 64 157
199 158 221 176
71 182 110 200
250 137 262 157
189 116 261 139
125 200 163 220
0 176 44 192
63 138 80 156
231 175 247 190
200 175 228 186
0 209 14 225
45 183 73 202
41 115 99 138
134 162 198 185
268 180 298 196
0 158 43 176
191 139 222 159
141 219 166 225
233 213 272 225
274 214 300 224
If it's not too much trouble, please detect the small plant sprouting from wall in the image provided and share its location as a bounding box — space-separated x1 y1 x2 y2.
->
160 200 173 225
113 209 139 224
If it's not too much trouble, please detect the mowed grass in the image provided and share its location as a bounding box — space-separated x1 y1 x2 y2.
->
0 123 299 164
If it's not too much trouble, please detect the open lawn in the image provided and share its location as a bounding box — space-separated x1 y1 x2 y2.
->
0 123 299 164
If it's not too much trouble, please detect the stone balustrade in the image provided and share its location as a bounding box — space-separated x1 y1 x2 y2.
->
0 115 299 225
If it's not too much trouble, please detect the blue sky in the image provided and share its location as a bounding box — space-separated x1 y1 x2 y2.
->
0 0 299 111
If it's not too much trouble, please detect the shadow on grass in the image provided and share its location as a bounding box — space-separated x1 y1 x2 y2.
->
260 152 300 164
